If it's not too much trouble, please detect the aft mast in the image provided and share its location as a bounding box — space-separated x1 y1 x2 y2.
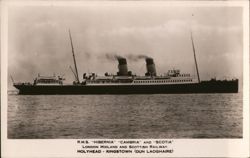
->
190 31 200 83
69 30 80 83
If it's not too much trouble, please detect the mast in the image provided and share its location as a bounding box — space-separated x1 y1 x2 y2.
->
190 31 200 83
69 30 80 83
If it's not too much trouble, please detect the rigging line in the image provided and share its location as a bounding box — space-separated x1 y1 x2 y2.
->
10 75 15 84
69 66 77 81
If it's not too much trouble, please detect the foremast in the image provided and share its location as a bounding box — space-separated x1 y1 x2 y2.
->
69 30 80 83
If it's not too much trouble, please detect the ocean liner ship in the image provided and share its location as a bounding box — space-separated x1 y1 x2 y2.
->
13 31 238 95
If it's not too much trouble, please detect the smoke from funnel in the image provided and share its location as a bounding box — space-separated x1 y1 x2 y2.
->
145 57 157 76
126 54 149 62
102 53 125 61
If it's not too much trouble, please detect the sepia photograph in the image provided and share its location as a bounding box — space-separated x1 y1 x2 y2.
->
2 1 249 157
7 2 244 139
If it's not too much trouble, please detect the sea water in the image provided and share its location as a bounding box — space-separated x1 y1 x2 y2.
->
7 92 242 139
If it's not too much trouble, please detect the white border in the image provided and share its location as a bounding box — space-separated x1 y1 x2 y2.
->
1 1 249 157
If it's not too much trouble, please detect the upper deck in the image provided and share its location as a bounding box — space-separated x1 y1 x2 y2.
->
84 69 198 86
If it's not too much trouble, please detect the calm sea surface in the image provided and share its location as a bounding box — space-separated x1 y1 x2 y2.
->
8 92 242 139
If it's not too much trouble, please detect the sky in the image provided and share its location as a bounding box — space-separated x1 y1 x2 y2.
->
7 3 243 88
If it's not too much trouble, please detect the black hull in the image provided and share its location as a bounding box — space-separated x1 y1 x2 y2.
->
14 80 238 95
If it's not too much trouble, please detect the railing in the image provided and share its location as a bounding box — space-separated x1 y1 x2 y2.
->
14 82 32 85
